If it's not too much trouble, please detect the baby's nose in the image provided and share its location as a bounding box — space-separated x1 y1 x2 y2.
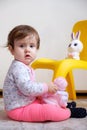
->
25 46 30 52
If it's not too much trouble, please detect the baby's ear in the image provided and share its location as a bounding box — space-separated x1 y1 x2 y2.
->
75 31 81 39
8 45 14 55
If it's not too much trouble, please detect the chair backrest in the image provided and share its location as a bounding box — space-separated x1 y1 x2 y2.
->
72 20 87 61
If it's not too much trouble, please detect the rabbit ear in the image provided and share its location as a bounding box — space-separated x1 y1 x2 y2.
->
71 32 75 40
75 31 81 39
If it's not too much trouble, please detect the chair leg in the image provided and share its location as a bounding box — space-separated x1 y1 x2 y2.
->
66 71 76 100
52 65 76 100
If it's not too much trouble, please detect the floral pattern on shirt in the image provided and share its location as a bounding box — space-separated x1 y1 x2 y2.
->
3 60 48 110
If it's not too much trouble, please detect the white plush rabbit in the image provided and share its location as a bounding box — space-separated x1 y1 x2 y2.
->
67 31 83 60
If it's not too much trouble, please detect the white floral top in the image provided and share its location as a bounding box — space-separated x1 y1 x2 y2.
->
3 60 48 111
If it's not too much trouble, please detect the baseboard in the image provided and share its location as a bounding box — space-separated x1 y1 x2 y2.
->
0 89 2 97
76 90 87 97
76 90 87 93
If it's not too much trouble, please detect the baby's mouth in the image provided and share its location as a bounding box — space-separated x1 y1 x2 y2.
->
25 54 31 58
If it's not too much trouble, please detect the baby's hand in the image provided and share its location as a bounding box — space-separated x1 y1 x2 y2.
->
47 82 58 94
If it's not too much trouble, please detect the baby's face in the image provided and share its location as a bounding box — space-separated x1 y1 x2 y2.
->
10 35 38 66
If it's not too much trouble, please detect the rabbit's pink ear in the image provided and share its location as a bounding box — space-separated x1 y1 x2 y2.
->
71 32 75 40
75 31 81 39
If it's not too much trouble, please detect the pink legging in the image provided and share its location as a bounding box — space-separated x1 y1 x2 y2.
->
7 100 71 122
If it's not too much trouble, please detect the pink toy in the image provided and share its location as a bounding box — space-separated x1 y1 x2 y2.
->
67 31 83 60
54 77 68 108
54 77 67 91
42 77 68 108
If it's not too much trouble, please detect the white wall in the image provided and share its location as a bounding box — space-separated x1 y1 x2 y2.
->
0 0 87 91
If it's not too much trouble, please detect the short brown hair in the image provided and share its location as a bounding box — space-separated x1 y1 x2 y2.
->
7 25 40 49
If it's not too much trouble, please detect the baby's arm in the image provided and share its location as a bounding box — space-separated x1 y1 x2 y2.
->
13 62 58 97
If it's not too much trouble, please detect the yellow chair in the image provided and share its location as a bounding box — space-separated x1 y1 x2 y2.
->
32 20 87 100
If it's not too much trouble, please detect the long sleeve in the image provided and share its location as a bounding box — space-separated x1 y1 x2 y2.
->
3 60 48 110
12 61 48 96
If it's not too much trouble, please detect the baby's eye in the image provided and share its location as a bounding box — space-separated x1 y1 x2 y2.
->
30 45 34 48
19 44 24 48
30 44 35 48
